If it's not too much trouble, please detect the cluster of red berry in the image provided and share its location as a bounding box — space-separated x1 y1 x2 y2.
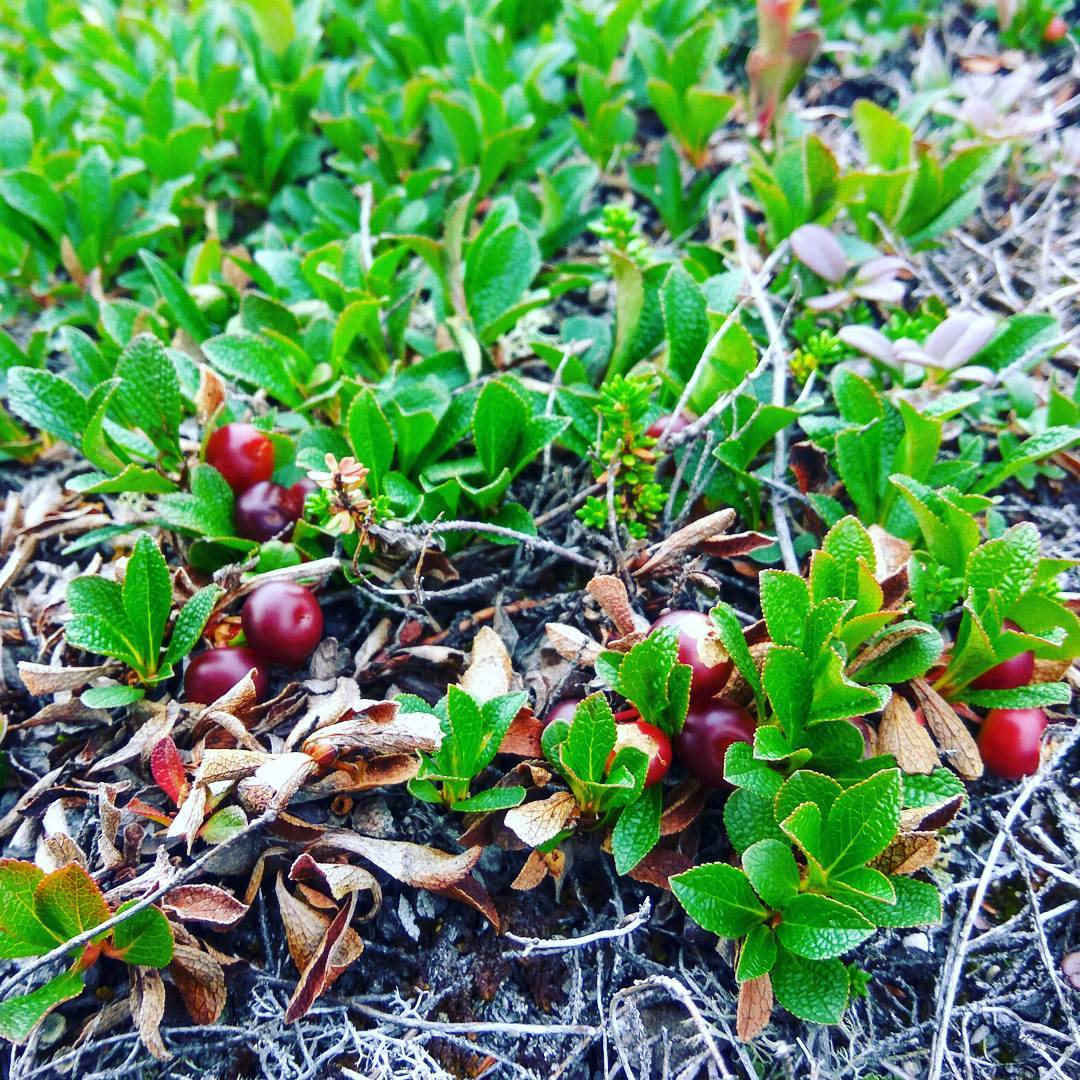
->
969 625 1047 781
183 581 324 705
548 609 755 790
206 422 315 543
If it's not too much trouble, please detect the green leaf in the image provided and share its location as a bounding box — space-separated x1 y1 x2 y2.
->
163 585 223 667
81 685 145 709
853 621 944 685
465 222 541 338
202 332 303 408
139 250 212 342
613 628 689 735
822 769 902 875
0 861 61 957
33 864 111 942
473 379 528 480
7 367 89 446
902 768 966 809
559 692 617 785
764 647 811 743
966 523 1040 620
65 616 140 668
710 603 763 712
443 685 486 779
724 742 784 800
775 771 843 824
113 335 182 460
771 949 849 1023
0 171 65 242
612 784 662 874
155 464 236 538
452 787 527 813
776 894 874 959
109 902 174 967
67 466 180 495
780 802 827 872
670 863 767 939
725 787 786 853
0 970 85 1043
742 839 800 909
199 806 248 844
736 924 778 982
477 691 529 773
829 866 895 902
760 571 810 650
122 535 172 672
347 389 395 493
958 682 1071 709
836 875 942 928
661 263 708 384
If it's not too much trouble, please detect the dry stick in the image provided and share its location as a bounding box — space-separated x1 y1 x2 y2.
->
0 808 278 995
504 899 651 955
349 1002 599 1038
926 722 1080 1080
727 179 799 573
415 520 601 569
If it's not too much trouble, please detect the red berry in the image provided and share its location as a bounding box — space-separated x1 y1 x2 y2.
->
607 719 673 787
646 412 693 440
184 647 269 704
674 700 755 788
234 481 302 542
241 581 324 668
1044 15 1068 42
978 708 1047 780
971 621 1034 691
544 698 582 726
651 610 732 701
285 478 317 518
206 423 275 493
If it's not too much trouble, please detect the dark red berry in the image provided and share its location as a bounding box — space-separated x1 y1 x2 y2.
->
184 647 269 704
674 700 755 788
234 481 302 542
241 581 324 668
206 423 275 493
607 719 673 787
971 621 1034 691
284 478 317 518
978 708 1047 780
646 412 693 440
651 610 732 701
544 698 582 726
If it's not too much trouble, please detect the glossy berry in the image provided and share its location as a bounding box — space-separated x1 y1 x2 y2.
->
184 647 269 704
1044 15 1068 42
675 700 755 788
285 478 317 518
206 423 274 493
978 708 1047 780
234 481 302 542
607 719 673 787
544 698 582 726
646 412 692 440
971 622 1034 691
241 581 324 668
651 610 731 701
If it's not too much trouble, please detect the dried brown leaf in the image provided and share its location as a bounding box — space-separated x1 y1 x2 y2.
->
659 780 708 837
699 531 774 559
162 885 250 929
317 830 482 890
544 623 602 665
459 626 515 702
910 679 983 780
737 974 773 1042
510 850 550 891
290 852 381 913
497 708 544 758
626 847 694 890
586 575 640 636
633 509 737 577
131 967 169 1061
18 661 118 695
503 791 579 849
237 752 318 812
871 832 940 875
877 693 940 774
868 525 911 581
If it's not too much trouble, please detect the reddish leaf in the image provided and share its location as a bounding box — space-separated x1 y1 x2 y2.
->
150 738 188 807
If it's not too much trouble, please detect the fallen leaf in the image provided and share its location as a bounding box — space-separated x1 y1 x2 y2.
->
586 576 641 636
872 832 940 876
18 661 118 695
238 753 318 812
170 942 227 1024
544 623 602 665
737 974 773 1041
150 737 189 806
290 852 381 915
633 509 737 577
162 885 250 929
626 847 694 890
460 626 515 702
131 968 169 1061
497 708 544 757
910 679 983 780
877 693 940 775
503 791 579 849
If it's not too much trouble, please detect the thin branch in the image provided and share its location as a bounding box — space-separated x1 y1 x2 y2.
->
414 520 601 569
505 899 652 955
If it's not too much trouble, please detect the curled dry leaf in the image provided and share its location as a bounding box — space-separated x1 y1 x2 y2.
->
301 703 441 761
910 679 984 780
867 525 912 582
195 363 227 426
1032 657 1073 684
544 623 602 665
131 967 169 1061
503 791 579 849
458 762 553 848
238 753 319 812
97 784 124 870
170 942 228 1025
877 693 940 775
511 848 566 891
848 626 933 678
290 852 381 917
459 626 515 702
285 677 371 750
872 832 940 875
900 795 964 834
194 748 275 786
89 701 175 776
626 847 694 891
586 575 642 636
162 884 250 929
195 670 261 724
301 756 421 796
166 783 208 849
737 974 773 1042
632 508 737 577
699 531 774 560
18 661 118 696
497 708 545 758
659 779 708 837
